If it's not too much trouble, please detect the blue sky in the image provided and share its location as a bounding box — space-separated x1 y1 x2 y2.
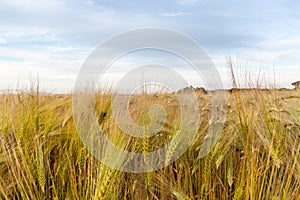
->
0 0 299 92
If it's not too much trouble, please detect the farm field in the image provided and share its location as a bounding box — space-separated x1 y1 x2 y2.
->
0 86 299 199
1 0 300 199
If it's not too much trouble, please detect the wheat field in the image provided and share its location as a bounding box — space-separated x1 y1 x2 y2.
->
0 81 299 199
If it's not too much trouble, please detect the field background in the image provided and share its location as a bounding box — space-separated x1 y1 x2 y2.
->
0 84 299 199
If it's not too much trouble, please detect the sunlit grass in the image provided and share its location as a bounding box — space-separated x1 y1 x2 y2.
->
0 74 299 199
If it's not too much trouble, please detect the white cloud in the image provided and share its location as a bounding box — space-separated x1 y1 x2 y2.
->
253 37 300 51
0 26 61 44
0 0 63 11
0 37 7 44
207 10 258 19
177 0 199 6
0 0 299 92
161 12 189 17
0 45 84 93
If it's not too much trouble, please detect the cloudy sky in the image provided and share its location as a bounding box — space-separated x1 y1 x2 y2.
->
0 0 299 93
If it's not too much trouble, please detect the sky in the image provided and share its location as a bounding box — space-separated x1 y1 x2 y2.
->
0 0 299 93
